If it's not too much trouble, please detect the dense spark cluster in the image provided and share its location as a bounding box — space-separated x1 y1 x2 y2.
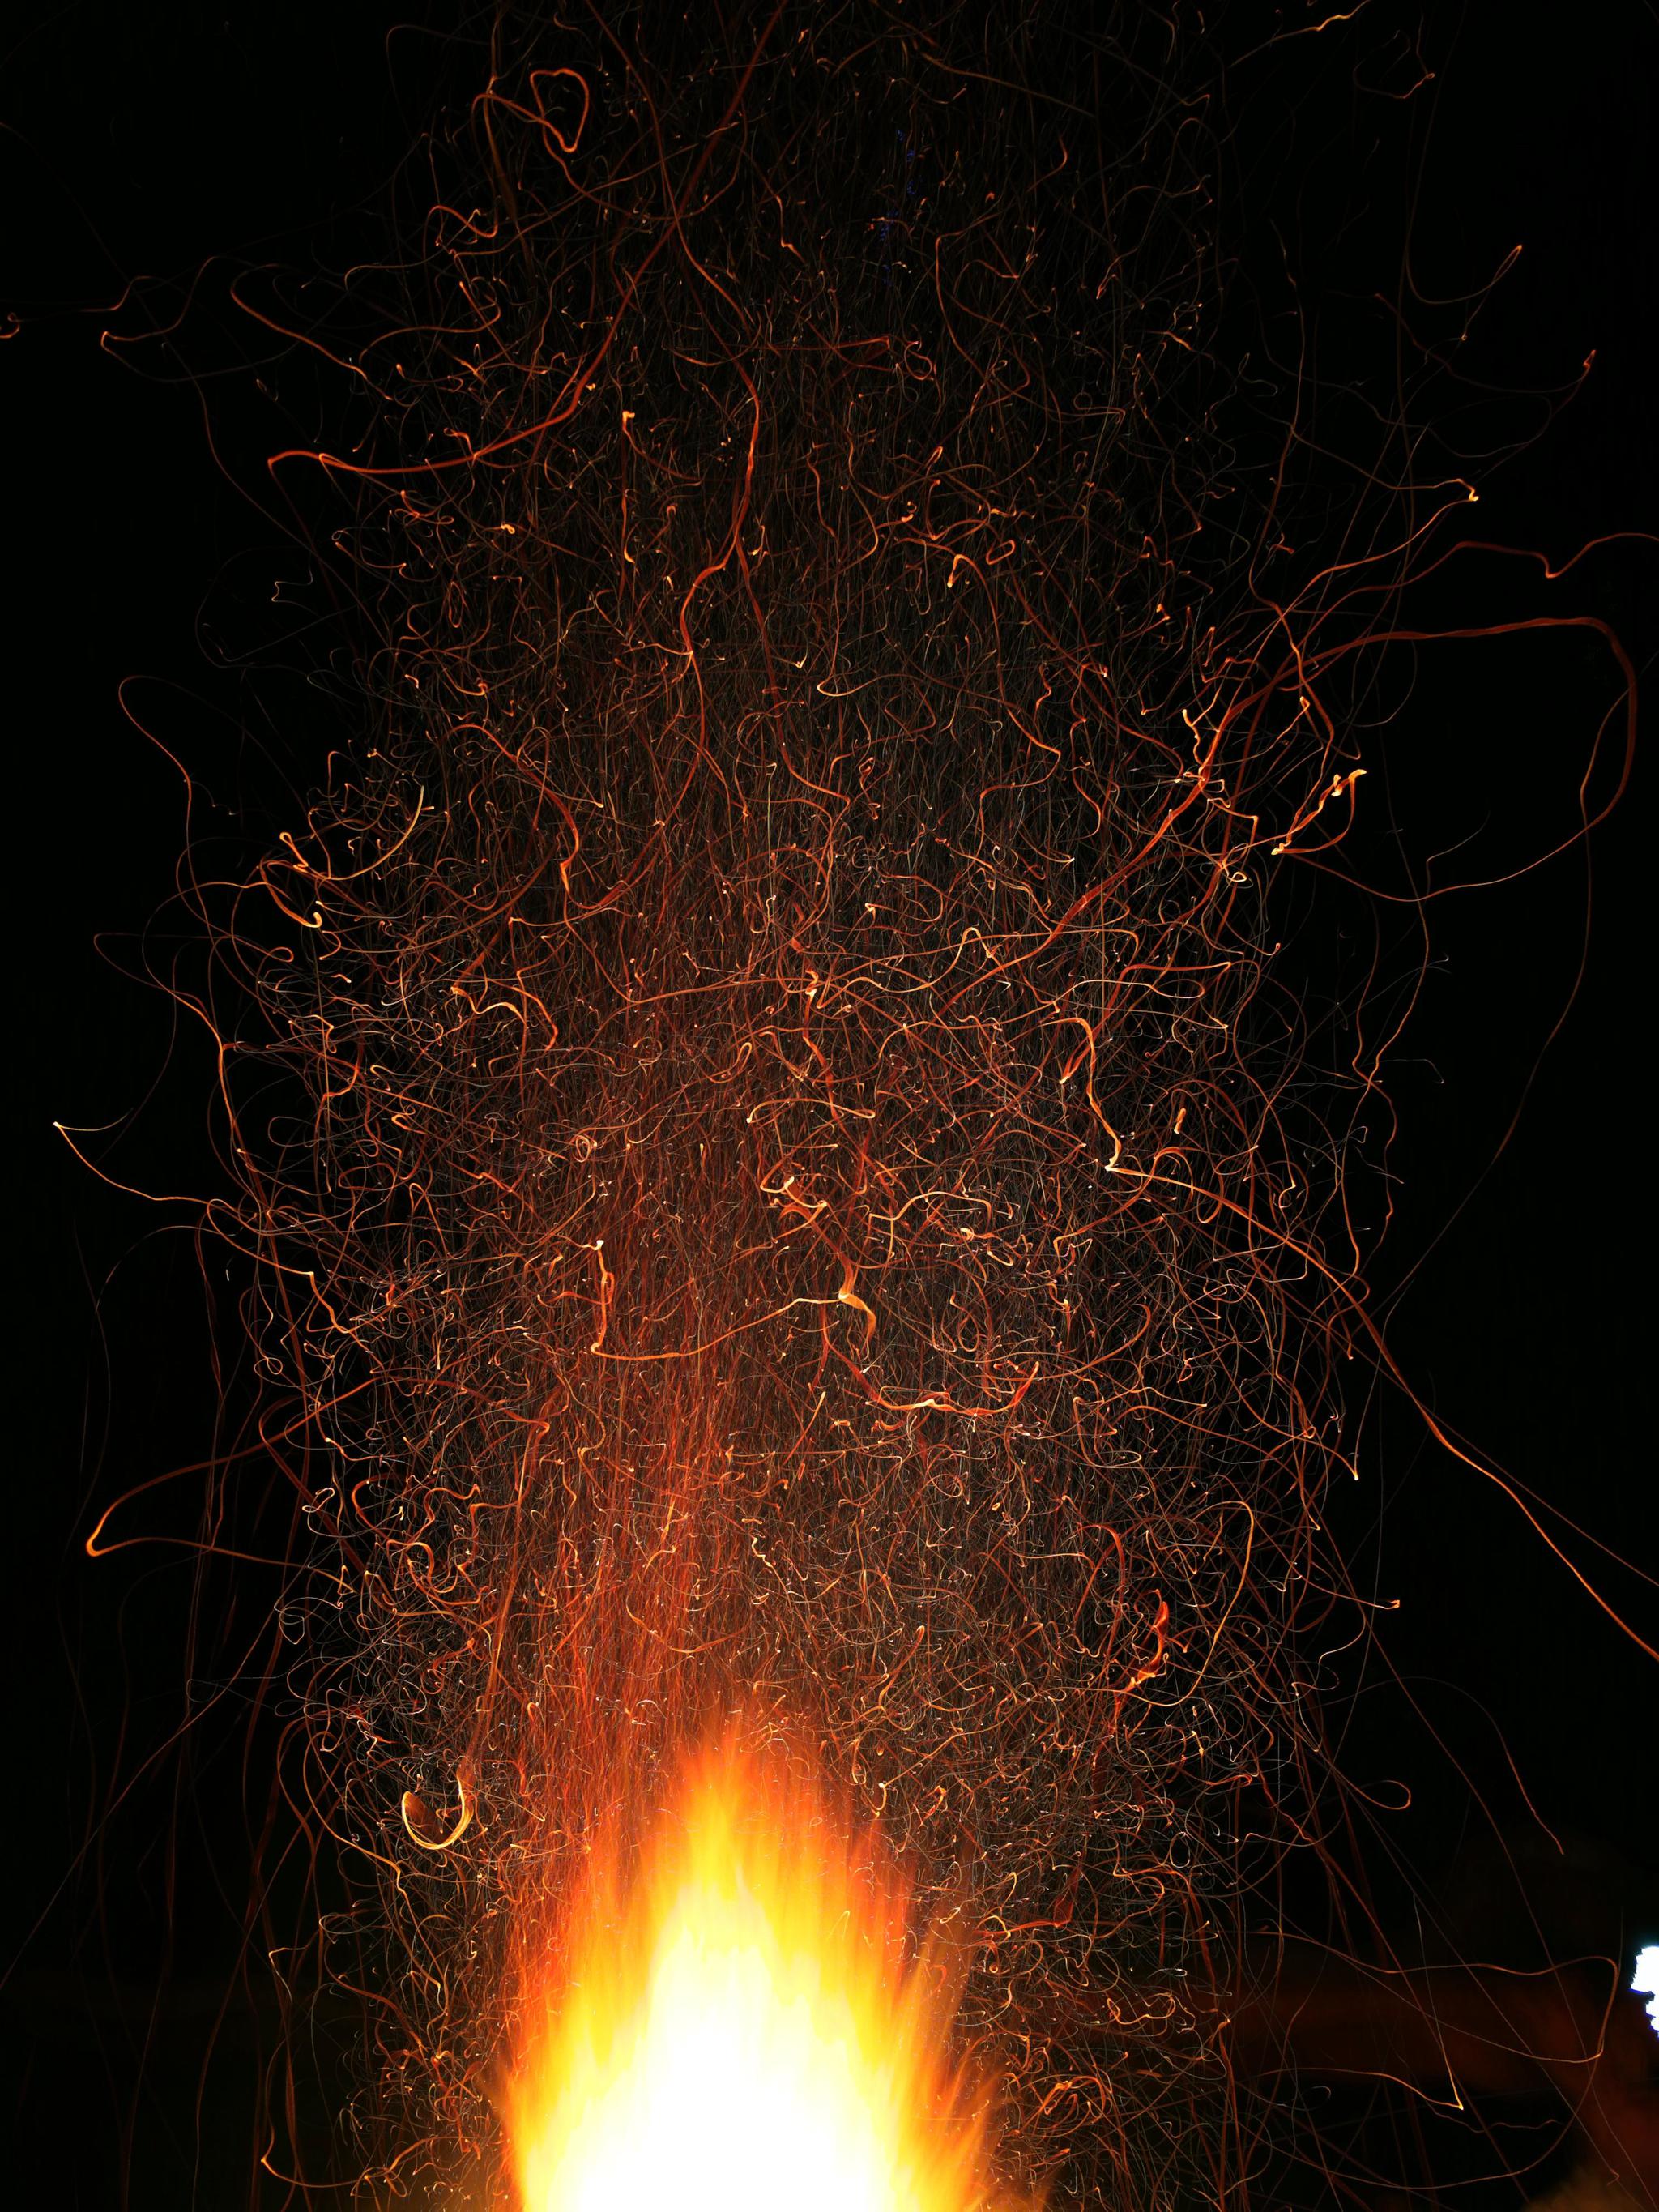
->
172 7 1408 2204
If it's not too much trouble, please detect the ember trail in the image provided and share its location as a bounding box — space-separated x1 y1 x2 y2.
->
221 9 1379 2204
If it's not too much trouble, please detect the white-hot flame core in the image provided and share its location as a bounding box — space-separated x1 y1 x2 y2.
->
505 1750 994 2212
535 1909 927 2212
1632 1943 1659 2037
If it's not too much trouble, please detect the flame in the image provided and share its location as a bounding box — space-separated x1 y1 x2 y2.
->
504 1743 1001 2212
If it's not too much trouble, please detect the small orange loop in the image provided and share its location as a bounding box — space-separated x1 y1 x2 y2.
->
401 1766 475 1851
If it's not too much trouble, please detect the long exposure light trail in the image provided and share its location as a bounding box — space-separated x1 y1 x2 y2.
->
126 10 1451 2200
63 3 1650 2206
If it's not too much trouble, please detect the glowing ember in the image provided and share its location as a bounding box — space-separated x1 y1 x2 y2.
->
504 1745 1000 2212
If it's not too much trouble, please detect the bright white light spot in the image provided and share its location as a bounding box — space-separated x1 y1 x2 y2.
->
1632 1943 1659 2036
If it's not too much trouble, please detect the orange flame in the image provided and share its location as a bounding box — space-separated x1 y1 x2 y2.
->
503 1741 1004 2212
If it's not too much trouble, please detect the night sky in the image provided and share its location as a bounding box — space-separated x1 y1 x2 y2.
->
5 3 1653 2201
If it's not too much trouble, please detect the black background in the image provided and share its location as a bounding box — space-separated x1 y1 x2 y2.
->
3 3 1653 2202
